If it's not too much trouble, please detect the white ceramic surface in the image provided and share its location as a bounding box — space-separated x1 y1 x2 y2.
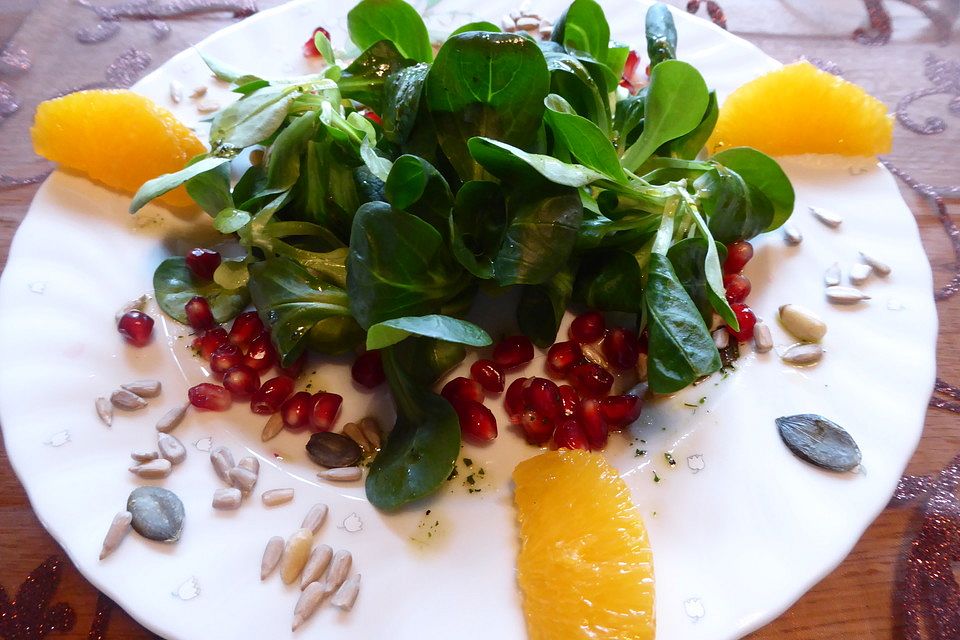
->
0 1 937 639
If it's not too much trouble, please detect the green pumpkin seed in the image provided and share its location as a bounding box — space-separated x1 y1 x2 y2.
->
775 414 861 472
127 486 185 542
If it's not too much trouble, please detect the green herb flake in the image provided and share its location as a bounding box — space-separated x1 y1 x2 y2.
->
665 452 676 467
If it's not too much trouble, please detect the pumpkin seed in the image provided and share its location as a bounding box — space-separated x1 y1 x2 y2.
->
318 467 362 482
300 543 333 590
121 379 162 398
826 285 871 305
156 402 189 433
301 503 329 534
778 304 827 342
859 250 891 276
260 413 284 441
95 397 113 427
130 450 159 463
753 322 773 353
780 342 823 366
127 486 184 542
331 573 361 611
209 445 234 482
128 458 172 479
212 487 242 510
99 511 133 560
782 224 803 246
292 582 325 631
809 206 842 228
280 528 313 585
306 432 362 468
848 262 872 285
261 488 294 507
157 433 186 465
111 388 147 411
261 536 284 580
823 262 841 287
228 466 258 495
320 549 353 595
775 414 861 472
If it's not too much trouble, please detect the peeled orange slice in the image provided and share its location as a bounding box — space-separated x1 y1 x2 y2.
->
31 89 205 207
708 61 893 157
513 449 655 640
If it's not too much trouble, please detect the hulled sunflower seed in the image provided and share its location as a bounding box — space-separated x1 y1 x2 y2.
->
99 511 133 560
130 450 159 463
238 456 260 475
860 250 891 276
261 536 284 580
196 100 220 113
111 388 147 411
825 285 871 305
342 422 370 455
280 528 314 585
156 402 189 433
129 458 172 479
301 503 329 535
210 445 235 482
810 206 842 228
300 543 333 590
320 549 353 596
824 262 842 287
95 397 113 427
782 224 803 246
212 487 242 510
292 582 326 631
780 343 823 366
331 573 361 611
121 379 161 398
753 322 773 353
190 85 207 98
262 488 294 507
157 433 186 465
169 80 183 103
115 295 149 323
261 413 284 441
712 329 729 350
318 467 362 482
358 417 382 451
778 305 827 342
228 466 258 495
849 263 873 285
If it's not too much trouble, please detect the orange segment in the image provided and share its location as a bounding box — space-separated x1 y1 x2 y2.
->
708 61 893 157
31 89 206 207
513 449 655 640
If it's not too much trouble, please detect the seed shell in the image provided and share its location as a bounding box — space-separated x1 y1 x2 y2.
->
809 206 842 228
753 322 773 353
95 397 113 426
121 379 162 398
261 413 284 441
825 285 871 305
209 445 235 482
775 414 862 472
780 342 823 366
127 486 184 542
300 543 333 590
99 511 133 560
111 388 147 411
292 582 325 631
301 503 329 534
212 487 242 510
262 488 294 507
331 573 361 611
320 549 353 595
778 304 827 342
318 467 362 482
156 402 189 433
128 458 172 479
157 433 186 465
261 536 284 580
280 528 314 585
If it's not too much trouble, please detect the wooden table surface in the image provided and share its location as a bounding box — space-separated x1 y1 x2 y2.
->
0 1 958 637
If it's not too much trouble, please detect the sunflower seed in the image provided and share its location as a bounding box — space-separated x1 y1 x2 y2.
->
210 445 235 482
824 262 842 287
196 100 220 113
539 22 553 38
190 85 207 98
342 423 369 454
306 432 362 468
778 304 827 342
261 413 284 441
780 343 823 366
300 544 333 590
169 80 183 103
782 224 803 246
331 573 361 611
261 536 284 580
516 16 540 31
121 379 162 398
127 486 184 542
99 511 133 560
95 397 113 426
130 450 159 463
212 487 242 510
320 549 353 596
318 467 362 482
753 322 773 353
825 285 870 305
859 250 891 276
262 488 294 507
111 388 147 411
848 263 873 285
809 206 842 228
228 466 258 495
358 417 382 450
776 414 861 472
292 582 326 631
115 295 149 323
280 528 314 585
238 456 260 475
156 402 189 433
301 503 329 535
129 458 172 479
157 433 186 465
711 329 729 350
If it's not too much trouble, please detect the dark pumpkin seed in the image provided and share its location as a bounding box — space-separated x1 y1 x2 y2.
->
127 486 185 542
306 432 362 468
775 414 861 472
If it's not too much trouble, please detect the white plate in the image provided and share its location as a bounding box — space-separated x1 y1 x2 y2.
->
0 1 937 638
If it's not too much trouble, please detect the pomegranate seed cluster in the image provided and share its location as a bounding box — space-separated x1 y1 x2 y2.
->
721 240 758 342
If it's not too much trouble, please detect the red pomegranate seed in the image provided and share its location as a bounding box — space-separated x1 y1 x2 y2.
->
453 400 498 443
309 392 343 431
553 418 589 450
558 384 580 417
188 383 231 411
602 328 640 370
505 377 529 422
723 240 754 274
185 248 221 281
244 332 278 373
492 335 535 369
723 273 752 303
619 49 641 91
470 359 505 392
117 310 154 347
210 343 243 375
281 391 313 430
278 352 307 379
197 327 229 359
523 377 563 422
184 296 216 330
250 376 295 414
441 376 484 405
578 399 608 450
727 303 757 342
352 350 385 389
568 311 606 344
362 110 383 125
519 410 553 445
228 311 264 348
546 341 583 377
567 362 614 399
222 365 261 399
599 394 643 429
303 26 332 57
